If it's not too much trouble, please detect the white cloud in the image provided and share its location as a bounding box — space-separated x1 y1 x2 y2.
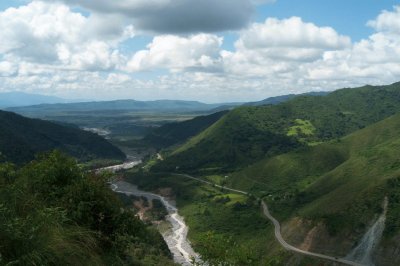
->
218 17 351 81
367 6 400 34
239 17 350 50
126 34 223 72
305 6 400 84
0 1 133 71
0 61 17 77
1 2 400 102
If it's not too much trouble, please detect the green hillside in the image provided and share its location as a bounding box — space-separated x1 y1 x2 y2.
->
158 82 400 171
0 151 175 265
0 111 125 164
139 111 400 265
224 113 400 263
143 110 228 148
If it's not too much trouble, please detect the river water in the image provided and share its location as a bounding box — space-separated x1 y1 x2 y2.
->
96 160 142 173
111 180 201 265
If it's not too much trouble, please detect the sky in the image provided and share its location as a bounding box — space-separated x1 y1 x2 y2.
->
0 0 399 103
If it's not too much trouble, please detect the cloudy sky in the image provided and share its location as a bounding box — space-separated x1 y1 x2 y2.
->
0 0 399 102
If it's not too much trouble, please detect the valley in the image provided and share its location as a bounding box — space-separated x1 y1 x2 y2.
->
115 82 400 265
2 1 400 265
2 83 400 266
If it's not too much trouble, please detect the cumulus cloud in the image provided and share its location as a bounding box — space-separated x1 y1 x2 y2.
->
126 34 223 72
367 6 400 34
234 17 351 63
0 1 133 71
305 5 400 84
1 1 400 102
219 17 351 79
45 0 263 33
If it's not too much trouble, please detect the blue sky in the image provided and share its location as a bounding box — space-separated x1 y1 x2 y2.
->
2 0 397 45
0 0 399 102
256 0 399 41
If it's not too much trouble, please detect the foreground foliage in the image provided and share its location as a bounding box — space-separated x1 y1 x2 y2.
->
0 151 174 265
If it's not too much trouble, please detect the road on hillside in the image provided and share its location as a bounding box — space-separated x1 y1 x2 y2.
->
174 173 248 195
261 202 363 266
173 173 364 266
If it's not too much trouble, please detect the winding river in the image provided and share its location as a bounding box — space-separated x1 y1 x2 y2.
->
99 162 377 266
98 161 200 265
111 181 200 265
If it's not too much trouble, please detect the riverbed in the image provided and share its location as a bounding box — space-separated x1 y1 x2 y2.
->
111 180 201 265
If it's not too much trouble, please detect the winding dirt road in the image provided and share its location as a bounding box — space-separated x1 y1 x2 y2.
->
175 173 364 266
261 202 363 266
99 162 364 266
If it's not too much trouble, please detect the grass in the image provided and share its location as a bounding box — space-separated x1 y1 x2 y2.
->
222 113 400 258
126 168 352 265
160 82 400 171
126 171 274 265
287 119 316 137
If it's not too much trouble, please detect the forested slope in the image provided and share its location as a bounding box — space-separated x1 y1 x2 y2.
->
0 110 125 164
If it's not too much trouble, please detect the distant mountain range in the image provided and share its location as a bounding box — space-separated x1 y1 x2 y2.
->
7 92 331 117
0 92 74 108
7 99 229 114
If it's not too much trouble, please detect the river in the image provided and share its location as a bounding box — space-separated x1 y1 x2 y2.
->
97 161 200 265
111 180 201 265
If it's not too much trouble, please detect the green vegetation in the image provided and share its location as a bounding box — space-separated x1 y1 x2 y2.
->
143 111 228 148
138 83 400 264
158 82 400 171
0 110 126 164
154 108 300 171
126 170 333 265
287 119 316 140
0 151 175 265
126 171 271 265
221 113 400 259
8 100 229 146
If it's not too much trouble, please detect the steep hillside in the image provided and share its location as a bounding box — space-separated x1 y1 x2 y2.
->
143 110 229 148
0 111 125 164
0 151 174 265
226 113 400 265
159 82 400 170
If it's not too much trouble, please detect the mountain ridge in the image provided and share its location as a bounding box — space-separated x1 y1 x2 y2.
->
157 82 400 171
0 110 125 164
